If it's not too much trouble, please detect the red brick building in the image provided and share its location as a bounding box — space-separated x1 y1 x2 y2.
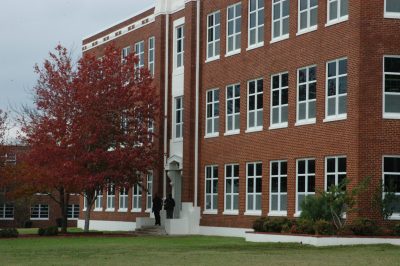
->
79 0 400 235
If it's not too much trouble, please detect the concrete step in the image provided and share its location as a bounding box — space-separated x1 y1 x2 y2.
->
135 226 167 236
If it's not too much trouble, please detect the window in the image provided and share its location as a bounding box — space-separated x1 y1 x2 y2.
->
106 184 115 210
271 72 289 128
134 41 145 69
327 0 348 24
148 37 155 76
298 0 318 33
132 183 142 212
207 11 221 60
176 25 185 68
297 66 317 124
146 171 153 211
119 187 129 211
226 84 240 134
148 119 154 142
67 204 79 220
122 46 131 62
270 161 287 215
325 156 347 191
0 203 14 220
225 164 239 214
247 78 263 131
95 189 103 210
206 89 220 136
246 162 262 214
385 0 400 18
326 58 347 120
174 96 184 139
383 156 400 217
296 159 315 213
83 193 88 210
30 204 49 220
383 56 400 118
227 2 242 54
3 153 16 166
272 0 290 41
248 0 265 47
205 165 218 212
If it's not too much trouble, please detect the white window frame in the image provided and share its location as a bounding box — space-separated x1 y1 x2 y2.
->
226 2 242 56
383 55 400 119
225 83 241 135
134 41 145 69
296 65 317 125
324 57 348 122
382 155 400 220
146 171 153 212
175 24 185 70
295 158 316 216
206 11 221 61
132 183 142 212
30 204 49 220
148 37 155 76
118 187 129 212
246 78 264 132
174 96 184 140
248 0 265 49
269 160 288 216
122 46 131 63
224 164 239 215
271 0 290 43
297 0 318 35
67 204 80 220
270 72 289 129
245 162 262 216
326 0 349 26
94 189 103 211
106 184 115 211
205 88 220 137
204 165 218 214
83 193 88 211
385 0 400 19
0 203 14 220
325 156 347 191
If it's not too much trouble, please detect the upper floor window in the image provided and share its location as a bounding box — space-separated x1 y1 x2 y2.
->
327 0 348 25
325 156 346 191
270 160 288 216
132 183 142 212
385 0 400 18
296 159 315 214
67 204 79 220
174 96 184 139
272 0 290 42
148 37 155 76
247 79 263 131
206 89 220 137
326 58 347 121
383 156 400 218
134 41 145 69
205 165 218 213
119 187 129 211
248 0 265 48
298 0 318 33
226 84 241 134
207 11 221 60
246 162 262 214
225 164 239 214
227 2 242 55
176 25 185 69
122 46 131 62
0 203 14 220
297 65 317 124
271 72 289 128
383 56 400 119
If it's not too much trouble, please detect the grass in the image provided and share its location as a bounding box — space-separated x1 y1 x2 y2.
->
1 236 400 265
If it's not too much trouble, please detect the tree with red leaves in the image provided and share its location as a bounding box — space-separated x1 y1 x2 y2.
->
21 44 159 232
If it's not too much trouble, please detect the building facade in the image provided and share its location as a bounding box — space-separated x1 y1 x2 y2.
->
79 0 400 235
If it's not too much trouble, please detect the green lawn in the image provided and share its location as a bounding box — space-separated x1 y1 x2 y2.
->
1 236 400 266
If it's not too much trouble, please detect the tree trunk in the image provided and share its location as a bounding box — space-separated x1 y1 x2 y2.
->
84 192 95 232
59 188 68 234
84 206 91 232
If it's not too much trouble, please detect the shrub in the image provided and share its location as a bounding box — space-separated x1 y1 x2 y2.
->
0 228 19 238
350 218 379 236
314 220 335 235
38 226 59 236
253 217 267 232
300 195 331 222
393 223 400 236
263 217 293 233
292 219 315 235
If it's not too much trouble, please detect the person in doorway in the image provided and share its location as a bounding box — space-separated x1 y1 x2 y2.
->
164 193 175 219
152 193 162 226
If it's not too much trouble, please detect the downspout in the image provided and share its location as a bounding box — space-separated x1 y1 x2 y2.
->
194 0 200 207
163 13 170 199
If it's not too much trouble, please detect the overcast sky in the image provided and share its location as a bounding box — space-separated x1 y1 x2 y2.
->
0 0 154 141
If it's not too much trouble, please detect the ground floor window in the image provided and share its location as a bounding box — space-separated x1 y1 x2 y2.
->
246 162 262 214
67 204 79 220
205 165 218 212
132 184 142 212
296 159 316 213
325 156 347 191
95 189 103 210
270 160 287 215
225 164 239 213
383 156 400 217
146 171 153 211
31 204 49 220
107 184 115 210
0 203 14 220
119 188 129 211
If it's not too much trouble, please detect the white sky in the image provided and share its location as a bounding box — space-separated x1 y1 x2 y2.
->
0 0 154 141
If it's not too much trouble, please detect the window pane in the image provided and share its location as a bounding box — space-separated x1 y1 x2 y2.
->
271 177 278 192
329 1 338 20
385 75 400 93
271 195 278 211
298 160 306 174
385 57 400 73
308 176 316 192
340 0 348 17
385 95 400 113
339 95 347 114
298 175 306 192
385 157 400 172
387 0 400 12
327 158 336 173
280 194 287 211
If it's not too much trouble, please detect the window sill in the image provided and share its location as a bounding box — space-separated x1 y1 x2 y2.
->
296 26 318 36
223 210 239 216
293 212 301 218
0 218 14 221
204 133 219 139
245 127 263 133
145 209 152 213
388 215 400 220
224 130 240 136
118 209 128 213
244 211 262 216
105 208 115 212
325 16 349 27
385 13 400 19
131 209 142 213
270 35 289 44
323 115 347 123
30 218 49 221
268 211 287 217
203 210 218 215
383 113 400 120
246 42 264 51
295 119 316 127
68 218 78 221
205 56 220 63
269 123 288 130
225 49 241 58
82 208 87 211
94 208 103 212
